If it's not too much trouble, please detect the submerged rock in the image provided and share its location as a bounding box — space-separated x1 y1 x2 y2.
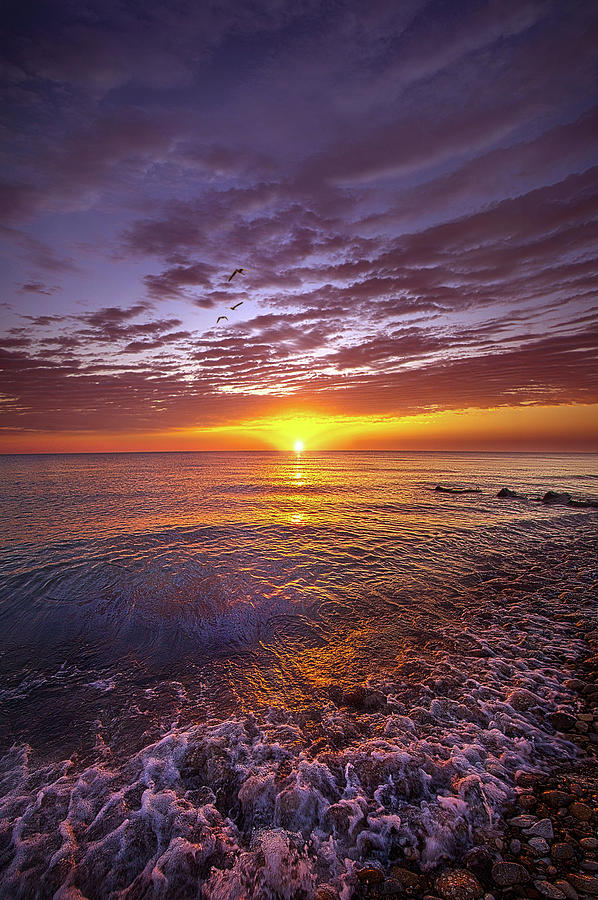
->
580 838 598 851
497 488 518 498
391 866 426 894
548 711 577 731
315 887 338 900
435 484 482 494
542 491 571 504
464 846 493 876
356 864 384 884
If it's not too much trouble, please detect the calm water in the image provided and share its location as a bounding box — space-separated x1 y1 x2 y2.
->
0 451 597 897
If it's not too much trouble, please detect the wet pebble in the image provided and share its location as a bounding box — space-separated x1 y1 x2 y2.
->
435 869 484 900
491 862 531 886
529 837 551 855
566 873 598 896
569 802 592 821
526 818 555 840
542 791 573 808
315 887 339 900
357 865 384 885
464 847 493 876
581 838 598 851
551 843 576 863
555 882 578 900
534 881 567 899
515 770 546 787
509 814 538 828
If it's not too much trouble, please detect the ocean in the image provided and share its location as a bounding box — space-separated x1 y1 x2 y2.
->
0 451 597 898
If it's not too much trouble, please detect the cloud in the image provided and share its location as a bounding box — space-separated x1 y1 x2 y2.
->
0 226 78 271
22 314 66 326
19 281 58 295
81 304 151 329
122 331 191 353
143 262 216 298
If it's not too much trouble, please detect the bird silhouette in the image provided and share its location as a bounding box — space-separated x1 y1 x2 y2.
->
227 268 245 281
217 315 228 324
229 301 243 310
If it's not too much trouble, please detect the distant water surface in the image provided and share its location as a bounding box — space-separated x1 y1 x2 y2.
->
0 451 597 897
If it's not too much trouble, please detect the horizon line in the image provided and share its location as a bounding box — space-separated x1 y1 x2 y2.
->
1 448 597 456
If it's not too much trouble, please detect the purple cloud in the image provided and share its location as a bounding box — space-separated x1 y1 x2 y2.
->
0 0 596 442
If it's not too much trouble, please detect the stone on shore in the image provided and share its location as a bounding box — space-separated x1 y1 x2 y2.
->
542 791 573 808
491 861 530 886
551 843 576 862
435 869 483 900
581 838 598 851
569 801 592 821
525 818 554 840
566 873 598 896
529 836 551 855
534 881 567 899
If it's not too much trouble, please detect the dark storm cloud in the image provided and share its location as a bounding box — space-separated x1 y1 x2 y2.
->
1 0 597 438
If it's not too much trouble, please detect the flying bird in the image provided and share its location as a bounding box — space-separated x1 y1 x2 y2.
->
229 302 243 310
217 315 228 324
227 268 245 281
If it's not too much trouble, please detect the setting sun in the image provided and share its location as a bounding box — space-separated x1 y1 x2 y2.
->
294 440 304 453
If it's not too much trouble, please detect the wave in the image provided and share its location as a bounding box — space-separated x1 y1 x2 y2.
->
0 552 307 664
1 534 595 898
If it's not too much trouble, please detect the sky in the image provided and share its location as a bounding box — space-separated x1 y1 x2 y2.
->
1 0 597 452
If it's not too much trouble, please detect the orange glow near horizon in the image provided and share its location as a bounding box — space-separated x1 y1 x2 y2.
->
1 402 597 454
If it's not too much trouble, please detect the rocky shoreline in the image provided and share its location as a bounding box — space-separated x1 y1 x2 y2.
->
332 619 598 900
